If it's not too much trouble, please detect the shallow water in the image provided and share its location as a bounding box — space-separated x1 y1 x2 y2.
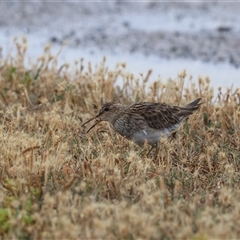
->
0 2 240 95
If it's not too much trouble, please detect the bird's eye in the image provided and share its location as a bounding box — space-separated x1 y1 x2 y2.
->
104 107 109 111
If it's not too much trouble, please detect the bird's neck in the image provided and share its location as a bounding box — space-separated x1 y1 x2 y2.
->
110 104 127 124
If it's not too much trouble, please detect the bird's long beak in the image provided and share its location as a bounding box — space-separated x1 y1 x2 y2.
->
81 115 98 127
81 115 102 133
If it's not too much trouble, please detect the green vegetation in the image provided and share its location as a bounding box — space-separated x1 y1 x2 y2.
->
0 39 240 239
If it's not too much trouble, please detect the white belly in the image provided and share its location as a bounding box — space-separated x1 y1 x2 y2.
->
132 127 177 145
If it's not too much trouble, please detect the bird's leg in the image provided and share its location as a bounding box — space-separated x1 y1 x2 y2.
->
146 143 158 158
139 140 149 158
146 145 153 158
153 144 160 159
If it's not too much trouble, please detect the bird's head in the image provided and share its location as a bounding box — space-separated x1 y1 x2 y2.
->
82 102 122 133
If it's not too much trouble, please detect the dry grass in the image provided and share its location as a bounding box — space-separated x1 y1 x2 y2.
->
1 39 240 239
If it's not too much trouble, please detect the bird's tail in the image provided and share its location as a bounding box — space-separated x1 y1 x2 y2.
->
183 98 202 111
176 98 202 120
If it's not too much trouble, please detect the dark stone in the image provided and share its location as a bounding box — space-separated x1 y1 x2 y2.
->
217 26 232 32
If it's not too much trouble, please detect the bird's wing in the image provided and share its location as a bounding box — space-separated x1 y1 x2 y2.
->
128 102 181 130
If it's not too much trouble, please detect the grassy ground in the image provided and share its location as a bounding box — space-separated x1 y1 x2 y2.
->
1 40 240 239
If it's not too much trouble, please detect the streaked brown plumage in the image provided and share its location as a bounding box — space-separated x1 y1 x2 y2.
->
82 98 202 145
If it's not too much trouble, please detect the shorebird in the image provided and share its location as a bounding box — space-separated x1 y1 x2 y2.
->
82 98 202 146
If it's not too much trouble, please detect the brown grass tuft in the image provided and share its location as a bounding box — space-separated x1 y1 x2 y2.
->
1 39 240 239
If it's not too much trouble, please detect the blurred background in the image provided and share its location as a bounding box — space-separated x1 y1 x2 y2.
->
0 1 240 89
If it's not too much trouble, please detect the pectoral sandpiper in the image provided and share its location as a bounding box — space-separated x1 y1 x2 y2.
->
82 98 202 147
